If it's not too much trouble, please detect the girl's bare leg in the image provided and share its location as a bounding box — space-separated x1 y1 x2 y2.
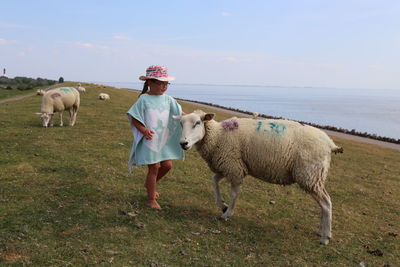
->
145 164 161 209
153 160 172 198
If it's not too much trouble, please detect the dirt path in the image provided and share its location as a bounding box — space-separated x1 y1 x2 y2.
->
0 93 35 104
185 100 400 151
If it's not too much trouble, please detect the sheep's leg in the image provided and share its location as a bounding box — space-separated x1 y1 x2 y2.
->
59 112 63 127
211 174 227 212
49 114 54 127
220 181 241 221
310 188 332 245
69 109 74 126
73 109 77 125
70 106 78 126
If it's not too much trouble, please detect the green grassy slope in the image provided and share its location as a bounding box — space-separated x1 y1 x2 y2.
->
0 83 399 266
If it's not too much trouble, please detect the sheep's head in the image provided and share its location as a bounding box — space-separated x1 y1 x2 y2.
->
40 112 53 127
173 110 215 150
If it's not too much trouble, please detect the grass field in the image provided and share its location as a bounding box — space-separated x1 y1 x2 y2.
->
0 83 399 266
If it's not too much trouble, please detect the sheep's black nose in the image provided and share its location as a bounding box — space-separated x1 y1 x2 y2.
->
180 142 188 150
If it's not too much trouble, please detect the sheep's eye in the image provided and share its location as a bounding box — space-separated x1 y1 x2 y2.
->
193 121 201 128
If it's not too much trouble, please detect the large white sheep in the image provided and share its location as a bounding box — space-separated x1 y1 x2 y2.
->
37 87 80 127
174 110 343 245
98 93 110 100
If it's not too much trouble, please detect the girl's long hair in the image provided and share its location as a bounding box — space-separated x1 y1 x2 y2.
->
139 80 149 97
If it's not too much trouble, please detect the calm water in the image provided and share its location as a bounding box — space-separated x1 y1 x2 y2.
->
103 82 400 139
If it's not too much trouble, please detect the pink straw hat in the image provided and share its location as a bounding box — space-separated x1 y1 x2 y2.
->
139 65 175 81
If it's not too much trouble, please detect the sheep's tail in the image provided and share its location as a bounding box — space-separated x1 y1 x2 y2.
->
323 133 344 154
332 146 344 154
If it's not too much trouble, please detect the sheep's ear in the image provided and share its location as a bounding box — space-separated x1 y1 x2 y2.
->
203 113 215 121
172 115 181 120
35 112 42 115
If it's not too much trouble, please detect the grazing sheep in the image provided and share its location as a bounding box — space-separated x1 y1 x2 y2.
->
37 87 80 127
98 93 110 100
174 110 343 245
36 89 45 96
76 83 86 92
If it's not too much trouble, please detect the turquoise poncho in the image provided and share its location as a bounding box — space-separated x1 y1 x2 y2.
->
127 94 184 172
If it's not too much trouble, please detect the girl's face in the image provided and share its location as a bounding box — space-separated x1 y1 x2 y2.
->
148 79 170 95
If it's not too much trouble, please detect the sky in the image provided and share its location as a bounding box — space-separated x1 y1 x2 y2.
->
1 0 400 89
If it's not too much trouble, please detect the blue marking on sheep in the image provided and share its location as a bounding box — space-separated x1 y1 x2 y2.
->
255 121 287 135
266 122 287 135
60 88 71 93
256 121 264 132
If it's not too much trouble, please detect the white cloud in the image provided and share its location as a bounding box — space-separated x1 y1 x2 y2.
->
164 35 205 41
73 42 111 50
113 35 132 40
0 38 17 45
221 11 232 17
222 56 239 63
221 56 252 63
18 51 26 57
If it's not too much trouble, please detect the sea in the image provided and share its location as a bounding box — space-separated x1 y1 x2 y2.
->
101 82 400 140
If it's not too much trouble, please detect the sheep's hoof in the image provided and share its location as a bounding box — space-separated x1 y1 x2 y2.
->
222 206 228 213
218 216 229 221
320 237 330 245
219 210 231 221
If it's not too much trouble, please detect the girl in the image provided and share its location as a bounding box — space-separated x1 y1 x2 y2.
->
127 65 184 210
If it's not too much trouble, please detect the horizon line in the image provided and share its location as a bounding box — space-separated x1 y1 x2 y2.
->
91 80 398 91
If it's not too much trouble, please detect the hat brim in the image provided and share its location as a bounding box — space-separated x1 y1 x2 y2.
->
139 76 175 81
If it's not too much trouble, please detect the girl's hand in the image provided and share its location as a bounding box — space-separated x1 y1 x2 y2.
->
143 128 155 140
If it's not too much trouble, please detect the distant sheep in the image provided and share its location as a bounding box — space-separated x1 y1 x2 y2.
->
37 87 80 127
174 110 343 245
76 83 86 92
98 93 110 100
36 89 45 96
